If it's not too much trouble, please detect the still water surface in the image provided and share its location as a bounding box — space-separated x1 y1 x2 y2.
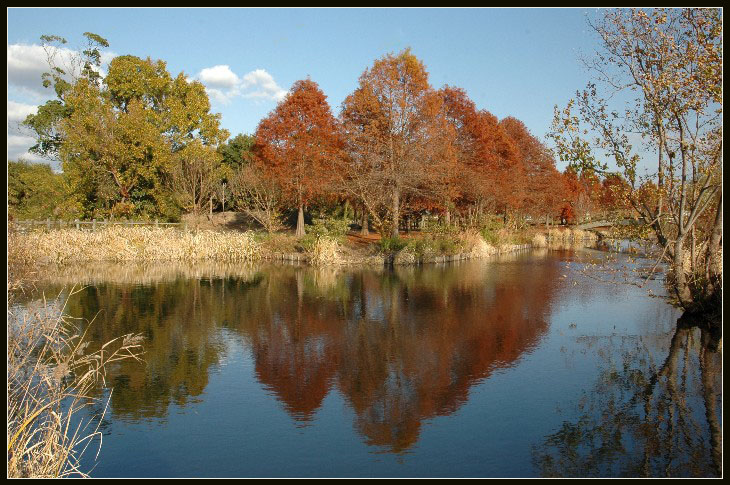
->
27 248 721 477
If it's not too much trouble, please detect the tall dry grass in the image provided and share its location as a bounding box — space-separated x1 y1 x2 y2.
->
531 233 548 248
308 236 342 266
546 228 599 246
460 229 497 257
8 226 262 265
7 285 144 477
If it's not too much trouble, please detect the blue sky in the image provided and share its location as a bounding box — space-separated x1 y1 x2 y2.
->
8 8 603 169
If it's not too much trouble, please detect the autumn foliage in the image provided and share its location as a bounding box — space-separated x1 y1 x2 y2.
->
254 79 342 236
24 33 630 235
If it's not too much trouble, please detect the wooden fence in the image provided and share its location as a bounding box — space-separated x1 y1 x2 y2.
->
9 218 186 232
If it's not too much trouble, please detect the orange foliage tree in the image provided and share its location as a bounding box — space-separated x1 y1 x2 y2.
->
435 86 525 227
500 117 563 226
254 79 342 236
339 49 451 238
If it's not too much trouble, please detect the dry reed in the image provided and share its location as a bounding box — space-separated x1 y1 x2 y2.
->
308 236 342 266
7 285 144 477
547 228 599 245
531 233 548 248
8 226 262 265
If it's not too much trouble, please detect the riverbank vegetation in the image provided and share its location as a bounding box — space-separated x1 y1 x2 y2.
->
10 220 590 267
7 281 144 477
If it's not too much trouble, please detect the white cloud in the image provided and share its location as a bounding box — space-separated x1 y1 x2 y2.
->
199 65 241 89
241 69 288 102
7 42 116 100
7 134 47 163
7 102 41 162
196 65 287 104
8 43 73 100
8 101 38 125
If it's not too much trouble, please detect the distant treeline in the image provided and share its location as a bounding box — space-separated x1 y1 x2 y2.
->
14 34 632 235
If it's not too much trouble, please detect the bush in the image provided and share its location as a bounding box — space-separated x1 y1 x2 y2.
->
480 227 500 246
379 236 408 252
479 218 505 246
423 219 459 237
297 234 318 253
307 216 351 241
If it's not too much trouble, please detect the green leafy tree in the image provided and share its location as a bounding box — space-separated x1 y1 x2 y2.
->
218 133 256 172
26 33 229 220
8 160 76 219
22 33 109 161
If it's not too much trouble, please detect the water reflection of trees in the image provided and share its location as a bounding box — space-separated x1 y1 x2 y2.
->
36 255 561 451
532 317 721 477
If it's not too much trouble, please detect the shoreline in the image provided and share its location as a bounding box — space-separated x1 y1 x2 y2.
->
8 225 599 270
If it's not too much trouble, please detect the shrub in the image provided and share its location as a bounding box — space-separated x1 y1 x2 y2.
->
423 219 459 237
378 236 408 252
307 216 351 241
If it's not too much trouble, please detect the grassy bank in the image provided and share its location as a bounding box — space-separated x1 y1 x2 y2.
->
8 225 600 268
9 226 262 265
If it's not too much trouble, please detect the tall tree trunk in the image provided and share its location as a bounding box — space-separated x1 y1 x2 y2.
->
445 206 451 227
360 210 369 236
705 195 722 299
391 187 400 239
673 235 693 308
296 205 305 237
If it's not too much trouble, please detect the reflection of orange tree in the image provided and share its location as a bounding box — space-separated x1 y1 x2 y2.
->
334 260 559 452
226 259 560 452
249 270 345 422
532 317 721 477
42 258 560 453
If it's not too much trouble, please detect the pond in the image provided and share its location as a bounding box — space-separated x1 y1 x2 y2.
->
21 248 721 477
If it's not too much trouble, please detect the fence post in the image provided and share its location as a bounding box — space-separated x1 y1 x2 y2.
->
155 218 159 228
46 218 51 230
183 221 188 232
75 219 80 230
92 218 96 231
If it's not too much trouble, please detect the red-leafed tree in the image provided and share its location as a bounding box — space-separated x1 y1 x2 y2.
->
500 117 563 226
559 167 600 224
438 86 521 225
598 173 630 218
475 111 522 219
339 49 450 238
255 79 342 236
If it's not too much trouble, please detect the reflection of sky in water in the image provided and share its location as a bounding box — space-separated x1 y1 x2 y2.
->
19 249 718 477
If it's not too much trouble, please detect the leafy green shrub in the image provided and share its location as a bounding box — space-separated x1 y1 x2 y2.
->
307 216 351 241
406 238 430 256
423 219 459 237
480 227 500 246
379 236 408 252
437 237 461 254
297 234 318 253
479 218 507 246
